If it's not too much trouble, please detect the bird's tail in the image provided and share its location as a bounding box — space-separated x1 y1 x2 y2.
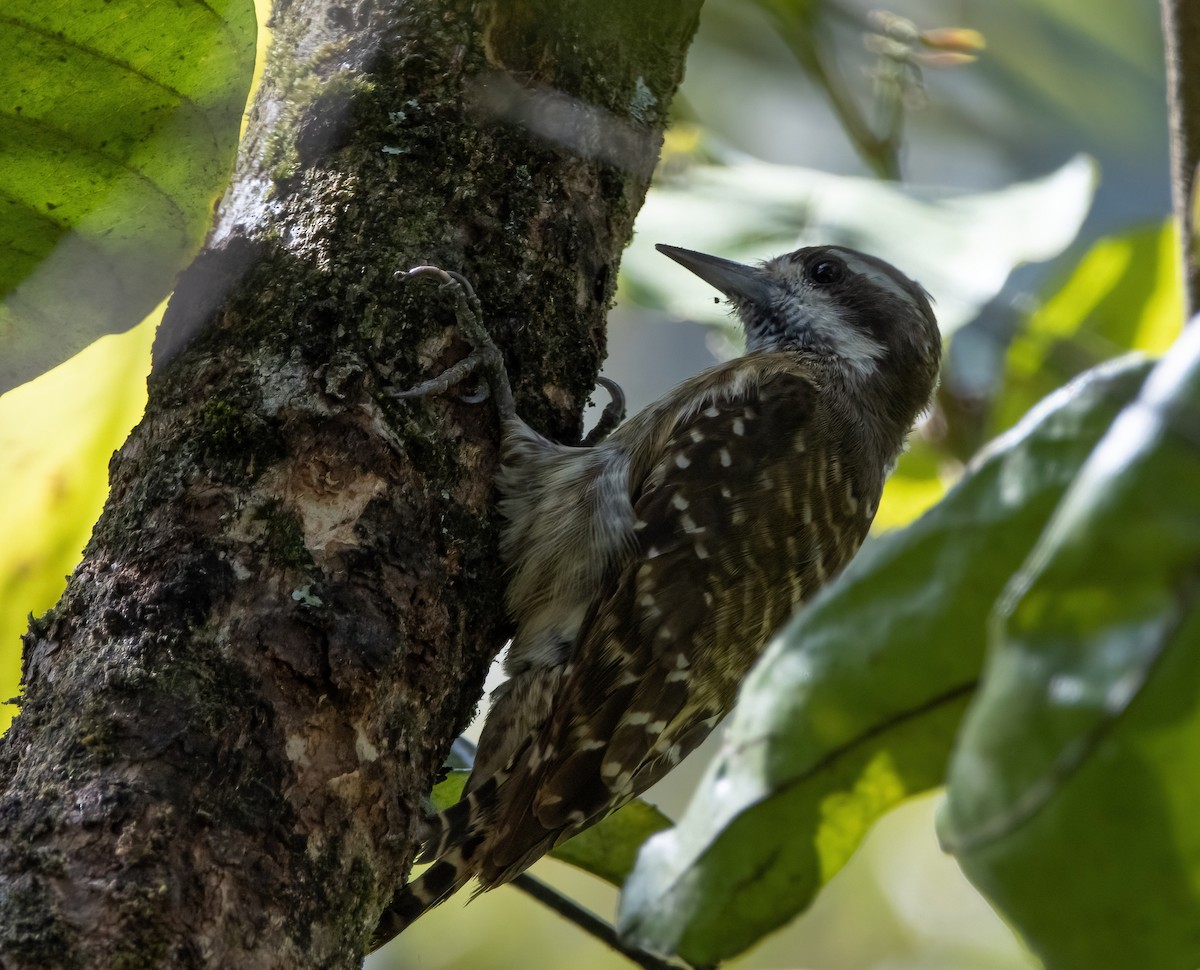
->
371 775 502 948
373 846 478 945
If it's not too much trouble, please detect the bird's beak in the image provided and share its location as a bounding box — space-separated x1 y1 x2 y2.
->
656 244 775 305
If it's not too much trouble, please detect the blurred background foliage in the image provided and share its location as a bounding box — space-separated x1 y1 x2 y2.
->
0 0 257 392
0 0 1185 966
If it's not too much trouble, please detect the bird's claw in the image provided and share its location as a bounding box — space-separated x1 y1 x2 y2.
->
458 380 491 406
388 351 486 402
581 376 626 446
392 265 515 422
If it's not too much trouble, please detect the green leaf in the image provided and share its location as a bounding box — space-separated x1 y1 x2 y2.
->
551 799 673 888
427 770 672 888
617 355 1152 965
994 220 1182 433
0 0 257 393
940 324 1200 970
428 769 470 812
622 154 1095 340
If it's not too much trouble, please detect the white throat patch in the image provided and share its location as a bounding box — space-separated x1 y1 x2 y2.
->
768 292 885 376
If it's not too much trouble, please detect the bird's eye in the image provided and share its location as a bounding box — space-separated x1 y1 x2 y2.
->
807 257 845 286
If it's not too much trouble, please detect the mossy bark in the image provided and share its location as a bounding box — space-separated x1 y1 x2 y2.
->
0 1 703 966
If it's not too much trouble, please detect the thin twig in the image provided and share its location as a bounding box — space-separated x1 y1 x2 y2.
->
1160 0 1200 317
773 21 901 180
511 874 697 970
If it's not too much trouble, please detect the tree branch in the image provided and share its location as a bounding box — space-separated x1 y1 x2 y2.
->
1161 0 1200 316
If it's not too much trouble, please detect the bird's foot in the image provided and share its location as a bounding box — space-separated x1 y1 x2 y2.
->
395 265 625 444
393 266 516 422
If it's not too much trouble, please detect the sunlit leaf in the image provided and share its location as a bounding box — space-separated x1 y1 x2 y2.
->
428 768 470 812
617 355 1151 965
0 0 256 392
994 219 1182 432
0 311 157 732
873 432 958 531
940 324 1200 970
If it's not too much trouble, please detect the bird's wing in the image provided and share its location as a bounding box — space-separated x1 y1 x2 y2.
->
479 362 873 885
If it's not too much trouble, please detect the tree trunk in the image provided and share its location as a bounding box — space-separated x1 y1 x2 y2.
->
0 1 702 966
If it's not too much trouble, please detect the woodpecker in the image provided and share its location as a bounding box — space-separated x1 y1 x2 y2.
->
378 243 940 941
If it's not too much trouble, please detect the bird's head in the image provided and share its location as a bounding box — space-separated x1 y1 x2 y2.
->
657 243 941 428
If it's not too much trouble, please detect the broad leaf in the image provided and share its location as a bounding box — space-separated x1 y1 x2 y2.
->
940 323 1200 969
617 355 1151 965
0 0 256 392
